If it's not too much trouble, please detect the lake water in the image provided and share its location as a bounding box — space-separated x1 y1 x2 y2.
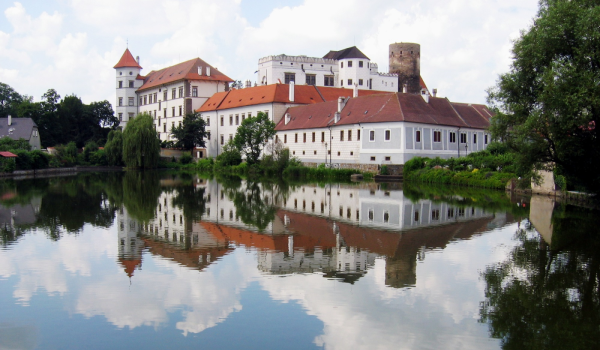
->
0 171 598 349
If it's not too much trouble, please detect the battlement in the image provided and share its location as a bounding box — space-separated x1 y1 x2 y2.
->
259 55 337 65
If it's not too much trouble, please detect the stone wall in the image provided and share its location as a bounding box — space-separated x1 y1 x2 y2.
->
302 162 380 173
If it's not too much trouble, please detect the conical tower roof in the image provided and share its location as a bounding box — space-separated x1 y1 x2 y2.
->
114 48 142 69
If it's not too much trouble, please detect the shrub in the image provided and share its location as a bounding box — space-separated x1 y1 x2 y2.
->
90 150 107 166
197 157 214 171
30 150 50 169
180 153 193 164
216 142 242 167
380 165 389 175
83 141 99 163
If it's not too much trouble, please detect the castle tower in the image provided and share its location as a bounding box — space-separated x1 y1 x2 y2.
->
114 49 143 129
389 43 420 94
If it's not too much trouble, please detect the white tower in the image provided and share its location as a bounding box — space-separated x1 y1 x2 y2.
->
114 49 143 130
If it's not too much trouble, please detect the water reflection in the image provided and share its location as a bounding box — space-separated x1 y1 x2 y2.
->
0 172 597 349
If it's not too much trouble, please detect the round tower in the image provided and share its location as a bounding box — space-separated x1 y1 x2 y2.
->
389 43 420 94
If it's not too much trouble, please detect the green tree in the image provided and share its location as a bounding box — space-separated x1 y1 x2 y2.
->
232 111 275 165
487 0 600 193
104 129 124 166
170 112 207 151
216 141 242 166
122 113 160 168
0 82 23 118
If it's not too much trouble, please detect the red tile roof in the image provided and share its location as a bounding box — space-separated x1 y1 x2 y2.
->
196 84 391 112
0 151 17 158
114 49 142 69
137 58 233 92
275 93 493 131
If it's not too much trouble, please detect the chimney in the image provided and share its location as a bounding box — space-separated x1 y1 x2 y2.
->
422 92 430 103
285 113 291 125
136 56 140 65
7 115 11 126
337 97 346 113
198 66 203 75
206 67 211 76
353 83 358 98
289 81 295 102
432 88 437 97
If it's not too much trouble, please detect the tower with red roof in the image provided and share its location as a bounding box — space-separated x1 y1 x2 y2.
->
114 48 143 129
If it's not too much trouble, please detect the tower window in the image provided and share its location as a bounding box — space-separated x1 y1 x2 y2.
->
128 81 134 88
359 61 363 68
348 61 352 68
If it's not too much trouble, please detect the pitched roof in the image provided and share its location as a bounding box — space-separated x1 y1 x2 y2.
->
196 84 390 112
323 46 370 60
275 93 493 131
114 49 142 69
137 58 233 92
0 151 17 158
0 118 37 140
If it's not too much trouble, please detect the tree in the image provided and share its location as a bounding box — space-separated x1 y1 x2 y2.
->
0 82 23 118
232 111 276 165
104 129 124 166
122 113 160 168
487 0 600 194
170 112 207 151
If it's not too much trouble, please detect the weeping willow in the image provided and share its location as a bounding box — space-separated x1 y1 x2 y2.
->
122 113 160 168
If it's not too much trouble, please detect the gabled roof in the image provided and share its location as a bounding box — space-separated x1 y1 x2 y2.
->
114 49 142 69
0 151 17 158
137 58 233 92
275 93 493 131
0 118 37 140
197 84 390 112
323 46 370 60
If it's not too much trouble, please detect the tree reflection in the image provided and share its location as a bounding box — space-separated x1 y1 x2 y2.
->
121 171 161 223
480 206 600 349
224 179 276 231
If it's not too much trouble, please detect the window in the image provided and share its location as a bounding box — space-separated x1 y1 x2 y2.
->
348 61 352 68
321 132 325 142
235 115 239 125
220 116 224 126
154 93 157 102
241 113 246 122
303 133 306 143
118 81 123 88
207 132 211 140
460 133 467 143
385 156 391 161
139 97 143 105
359 79 363 86
450 132 456 143
284 134 287 143
312 132 315 142
295 133 298 143
383 211 389 223
128 97 134 106
324 76 334 86
118 97 123 106
192 86 198 97
341 62 344 68
285 73 295 84
369 130 375 141
414 211 420 222
348 130 352 141
206 117 210 126
370 156 376 161
164 124 166 132
220 134 224 145
473 134 477 143
368 209 374 221
164 91 168 101
172 107 175 117
385 129 391 141
434 130 441 142
229 115 233 125
129 81 134 88
340 130 344 141
448 208 454 218
416 130 421 142
178 87 183 98
359 61 363 68
128 112 134 119
306 74 316 85
229 134 233 142
178 106 182 116
432 209 440 220
164 108 167 118
118 113 123 121
172 89 176 99
348 79 353 86
485 134 489 144
357 129 361 140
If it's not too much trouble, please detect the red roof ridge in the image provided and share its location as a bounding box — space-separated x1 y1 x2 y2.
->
114 48 142 69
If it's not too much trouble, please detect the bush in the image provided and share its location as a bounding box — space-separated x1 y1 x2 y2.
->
197 157 214 171
380 165 389 175
30 150 50 169
83 141 99 163
13 150 32 170
216 142 242 167
90 150 107 166
180 153 193 165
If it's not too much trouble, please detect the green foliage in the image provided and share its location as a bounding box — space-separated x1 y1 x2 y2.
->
487 0 600 195
0 136 31 152
104 129 124 166
232 111 275 165
216 141 242 167
196 157 214 171
179 153 193 164
0 82 24 118
90 149 107 166
170 112 207 151
82 140 99 163
122 113 160 168
30 150 50 169
380 165 389 175
55 141 78 166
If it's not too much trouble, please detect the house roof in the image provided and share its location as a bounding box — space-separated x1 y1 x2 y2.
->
137 58 233 92
275 93 493 131
114 49 142 69
0 151 17 158
196 84 390 112
323 46 370 60
0 118 37 141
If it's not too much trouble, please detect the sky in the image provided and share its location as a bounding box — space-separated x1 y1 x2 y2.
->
0 0 539 106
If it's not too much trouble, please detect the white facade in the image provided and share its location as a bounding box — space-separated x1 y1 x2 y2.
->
258 54 397 92
115 66 143 130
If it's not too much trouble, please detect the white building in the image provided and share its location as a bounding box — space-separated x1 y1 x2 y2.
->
114 49 233 141
275 92 493 165
258 46 399 92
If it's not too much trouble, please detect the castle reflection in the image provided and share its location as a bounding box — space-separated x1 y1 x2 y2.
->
117 176 515 288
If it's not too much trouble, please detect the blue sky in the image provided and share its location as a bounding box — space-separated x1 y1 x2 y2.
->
0 0 538 106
